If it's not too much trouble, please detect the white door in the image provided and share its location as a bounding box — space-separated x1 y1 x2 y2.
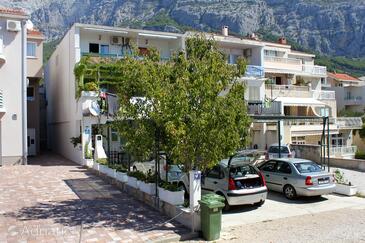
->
28 128 36 156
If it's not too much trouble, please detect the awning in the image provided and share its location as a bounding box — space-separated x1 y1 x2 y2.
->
276 97 325 107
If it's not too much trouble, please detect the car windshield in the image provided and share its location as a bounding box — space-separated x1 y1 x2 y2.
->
230 154 255 165
269 146 289 153
229 164 257 178
294 162 322 173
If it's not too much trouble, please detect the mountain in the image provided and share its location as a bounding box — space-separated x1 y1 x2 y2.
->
1 0 365 58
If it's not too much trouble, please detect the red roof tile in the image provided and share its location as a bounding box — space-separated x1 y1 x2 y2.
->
27 29 44 38
328 72 359 81
0 7 27 17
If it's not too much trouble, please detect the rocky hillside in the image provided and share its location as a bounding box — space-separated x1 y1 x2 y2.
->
1 0 365 57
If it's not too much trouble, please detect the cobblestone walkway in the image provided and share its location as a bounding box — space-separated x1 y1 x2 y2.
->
0 153 190 242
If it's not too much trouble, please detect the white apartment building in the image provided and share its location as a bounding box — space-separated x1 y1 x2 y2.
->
0 8 28 165
45 24 362 164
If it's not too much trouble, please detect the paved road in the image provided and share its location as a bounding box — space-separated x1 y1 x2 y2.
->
0 153 190 243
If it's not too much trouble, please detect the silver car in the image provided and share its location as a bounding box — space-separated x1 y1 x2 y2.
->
259 158 336 199
197 152 267 210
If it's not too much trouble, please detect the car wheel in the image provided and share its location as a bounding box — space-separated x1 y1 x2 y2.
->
216 193 230 211
254 200 265 207
283 185 297 199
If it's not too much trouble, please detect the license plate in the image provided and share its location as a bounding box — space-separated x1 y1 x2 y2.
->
318 178 329 184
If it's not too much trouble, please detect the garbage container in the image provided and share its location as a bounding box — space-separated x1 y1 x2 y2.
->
199 194 225 241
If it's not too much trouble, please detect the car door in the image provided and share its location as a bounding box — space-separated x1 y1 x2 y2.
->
275 161 294 190
260 160 283 192
202 165 225 194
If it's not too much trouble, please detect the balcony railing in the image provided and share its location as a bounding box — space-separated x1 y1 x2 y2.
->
302 65 327 76
328 146 357 157
344 96 363 105
0 89 4 109
244 65 265 78
81 52 170 61
248 101 281 115
312 90 336 100
266 84 310 92
264 56 302 65
334 117 363 129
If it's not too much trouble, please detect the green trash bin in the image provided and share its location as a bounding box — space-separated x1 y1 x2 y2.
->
199 194 225 241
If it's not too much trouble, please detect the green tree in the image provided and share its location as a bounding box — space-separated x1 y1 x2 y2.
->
74 35 251 171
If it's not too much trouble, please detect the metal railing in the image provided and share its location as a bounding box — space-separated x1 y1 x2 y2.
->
244 65 265 78
247 101 281 115
312 90 336 100
81 52 170 61
265 84 310 92
302 65 327 76
0 89 3 109
328 146 357 157
264 56 302 65
334 117 363 129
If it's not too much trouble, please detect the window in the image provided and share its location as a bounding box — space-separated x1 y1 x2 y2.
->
320 108 330 117
260 161 277 172
27 87 35 101
89 43 99 53
268 146 289 154
248 87 260 101
264 50 278 57
206 166 223 179
292 136 306 145
294 162 322 174
100 44 109 55
276 161 292 174
27 42 36 57
111 128 118 141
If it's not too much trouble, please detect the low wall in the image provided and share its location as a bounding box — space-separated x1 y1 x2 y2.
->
291 144 321 163
329 158 365 172
90 168 201 236
291 144 365 171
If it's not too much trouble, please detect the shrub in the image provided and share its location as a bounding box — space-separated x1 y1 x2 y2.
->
111 164 128 173
96 158 108 165
83 82 99 91
70 136 81 148
159 181 181 192
144 170 155 183
127 171 146 181
355 150 365 160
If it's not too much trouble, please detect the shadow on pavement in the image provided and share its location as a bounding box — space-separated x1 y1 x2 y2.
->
267 191 329 204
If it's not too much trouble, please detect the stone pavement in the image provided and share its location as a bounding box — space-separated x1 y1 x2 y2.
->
0 153 191 243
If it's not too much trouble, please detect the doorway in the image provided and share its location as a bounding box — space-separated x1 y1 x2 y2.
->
28 128 36 156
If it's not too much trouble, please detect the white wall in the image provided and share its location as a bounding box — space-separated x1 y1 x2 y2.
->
45 25 82 163
0 17 26 165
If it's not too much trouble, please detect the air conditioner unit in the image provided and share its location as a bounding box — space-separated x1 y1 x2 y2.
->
110 36 123 45
244 49 252 57
6 20 21 32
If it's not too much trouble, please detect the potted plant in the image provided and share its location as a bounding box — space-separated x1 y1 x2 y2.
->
113 164 129 183
333 169 357 196
158 182 184 205
139 171 156 195
97 159 116 178
127 171 145 189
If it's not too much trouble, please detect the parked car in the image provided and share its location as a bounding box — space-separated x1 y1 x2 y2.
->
180 152 267 210
265 143 295 160
258 158 336 199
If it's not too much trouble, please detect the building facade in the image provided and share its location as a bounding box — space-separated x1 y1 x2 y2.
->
0 8 28 165
45 24 362 164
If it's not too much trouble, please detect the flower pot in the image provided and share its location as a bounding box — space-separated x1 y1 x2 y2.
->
92 162 100 171
334 183 357 196
158 187 184 205
83 159 94 168
99 165 116 178
127 176 139 189
115 171 128 183
139 181 156 195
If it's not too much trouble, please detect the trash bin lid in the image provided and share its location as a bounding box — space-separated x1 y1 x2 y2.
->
201 193 225 203
199 199 225 209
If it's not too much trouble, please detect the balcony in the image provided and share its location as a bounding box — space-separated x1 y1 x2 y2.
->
344 96 363 106
265 84 312 98
0 89 5 118
244 65 265 78
264 56 327 76
247 101 281 115
334 117 363 129
81 52 170 61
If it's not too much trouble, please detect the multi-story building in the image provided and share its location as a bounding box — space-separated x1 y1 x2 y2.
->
0 8 28 165
45 24 362 164
26 27 44 156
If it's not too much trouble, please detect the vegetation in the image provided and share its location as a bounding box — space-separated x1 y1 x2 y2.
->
74 35 251 172
355 150 365 160
96 158 108 165
70 135 81 148
43 39 60 64
111 164 128 172
83 82 99 92
334 169 352 186
159 181 181 192
127 171 146 181
338 109 364 117
84 142 92 159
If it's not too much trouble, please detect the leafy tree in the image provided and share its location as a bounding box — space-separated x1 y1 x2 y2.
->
74 35 251 171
